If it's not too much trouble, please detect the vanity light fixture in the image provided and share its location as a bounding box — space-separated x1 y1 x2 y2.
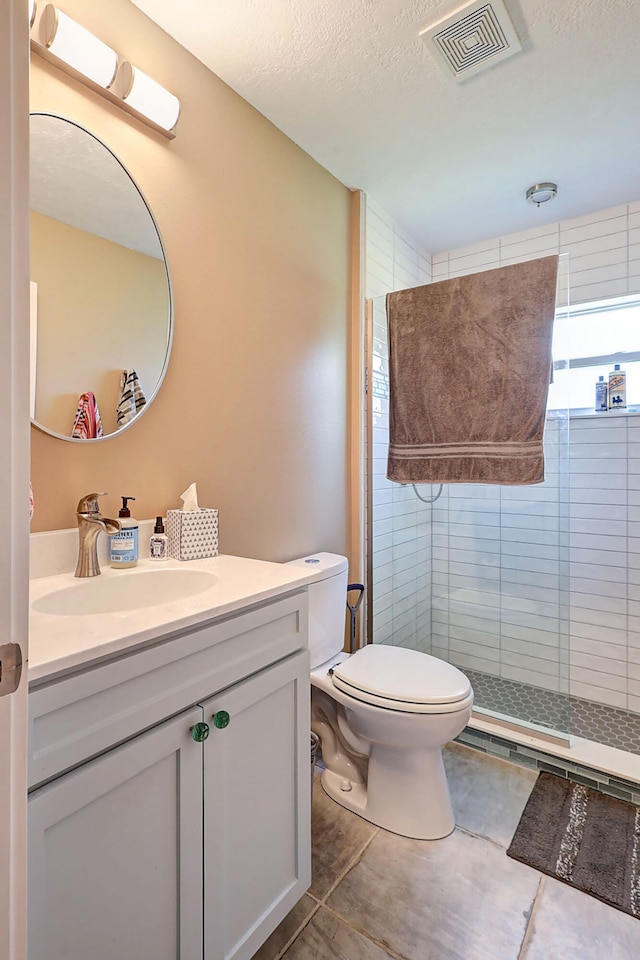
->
30 4 180 139
116 61 181 133
39 4 118 88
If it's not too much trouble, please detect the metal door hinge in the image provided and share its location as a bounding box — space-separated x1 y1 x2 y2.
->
0 643 23 696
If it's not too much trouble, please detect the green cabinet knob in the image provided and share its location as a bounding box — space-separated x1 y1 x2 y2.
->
190 722 210 743
213 710 230 729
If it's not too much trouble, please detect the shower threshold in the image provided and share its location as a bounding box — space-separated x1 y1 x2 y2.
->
463 712 640 803
471 706 568 748
453 666 640 795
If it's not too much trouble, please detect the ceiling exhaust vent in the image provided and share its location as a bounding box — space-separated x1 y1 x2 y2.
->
420 0 522 82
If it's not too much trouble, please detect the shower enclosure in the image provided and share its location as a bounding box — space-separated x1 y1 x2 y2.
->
365 261 571 742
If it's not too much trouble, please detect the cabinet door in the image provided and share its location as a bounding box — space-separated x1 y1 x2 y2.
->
201 651 311 960
29 706 204 960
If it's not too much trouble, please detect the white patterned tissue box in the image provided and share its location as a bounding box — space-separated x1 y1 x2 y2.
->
166 508 219 561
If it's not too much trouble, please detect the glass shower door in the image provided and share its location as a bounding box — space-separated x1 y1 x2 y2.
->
366 254 571 742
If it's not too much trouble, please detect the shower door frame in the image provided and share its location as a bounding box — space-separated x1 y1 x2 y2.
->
364 297 374 648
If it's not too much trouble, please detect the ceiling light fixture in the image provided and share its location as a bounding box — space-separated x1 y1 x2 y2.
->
30 4 180 139
526 182 558 206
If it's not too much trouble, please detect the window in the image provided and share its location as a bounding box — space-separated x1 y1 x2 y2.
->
547 294 640 413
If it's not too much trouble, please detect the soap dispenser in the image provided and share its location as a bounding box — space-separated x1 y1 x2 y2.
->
110 496 139 568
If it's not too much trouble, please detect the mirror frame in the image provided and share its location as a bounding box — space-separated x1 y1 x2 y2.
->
30 112 174 443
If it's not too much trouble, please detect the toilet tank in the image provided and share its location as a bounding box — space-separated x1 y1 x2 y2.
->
286 553 349 669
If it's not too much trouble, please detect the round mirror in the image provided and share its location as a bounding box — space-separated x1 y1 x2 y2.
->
29 113 172 441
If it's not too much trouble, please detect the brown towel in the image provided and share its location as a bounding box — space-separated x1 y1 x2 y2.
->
387 255 559 486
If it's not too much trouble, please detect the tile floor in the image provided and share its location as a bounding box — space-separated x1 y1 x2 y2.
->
462 668 640 755
254 743 640 960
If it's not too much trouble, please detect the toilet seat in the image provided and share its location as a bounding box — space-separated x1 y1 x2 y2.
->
331 645 473 715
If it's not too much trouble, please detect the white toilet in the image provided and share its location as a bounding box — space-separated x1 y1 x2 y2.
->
288 553 474 840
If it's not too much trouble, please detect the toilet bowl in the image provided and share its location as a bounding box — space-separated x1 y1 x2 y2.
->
288 554 473 841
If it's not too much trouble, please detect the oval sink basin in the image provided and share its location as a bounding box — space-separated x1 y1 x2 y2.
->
32 568 217 616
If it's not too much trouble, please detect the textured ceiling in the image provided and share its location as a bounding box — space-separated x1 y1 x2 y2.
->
131 0 640 252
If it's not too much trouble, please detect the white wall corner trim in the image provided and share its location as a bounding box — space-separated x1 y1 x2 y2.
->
0 2 31 958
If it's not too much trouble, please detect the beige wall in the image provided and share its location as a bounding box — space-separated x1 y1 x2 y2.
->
31 211 168 436
30 0 353 566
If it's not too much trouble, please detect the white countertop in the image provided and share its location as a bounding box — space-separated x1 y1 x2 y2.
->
29 554 322 683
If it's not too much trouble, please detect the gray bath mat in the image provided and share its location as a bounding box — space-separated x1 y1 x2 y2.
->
507 772 640 919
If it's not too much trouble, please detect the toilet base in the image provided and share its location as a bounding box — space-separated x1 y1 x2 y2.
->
319 743 456 841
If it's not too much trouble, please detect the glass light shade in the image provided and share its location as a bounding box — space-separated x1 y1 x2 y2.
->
44 6 117 88
29 0 36 27
526 182 558 206
122 64 180 132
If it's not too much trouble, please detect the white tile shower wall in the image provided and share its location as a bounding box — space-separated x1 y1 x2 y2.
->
430 423 571 701
433 202 640 305
429 201 640 713
366 197 433 655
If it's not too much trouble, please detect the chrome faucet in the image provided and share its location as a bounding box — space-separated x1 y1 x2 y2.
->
75 493 121 578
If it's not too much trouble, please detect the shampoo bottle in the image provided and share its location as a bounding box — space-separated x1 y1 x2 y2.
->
110 496 139 568
608 364 626 410
595 375 608 412
149 516 169 561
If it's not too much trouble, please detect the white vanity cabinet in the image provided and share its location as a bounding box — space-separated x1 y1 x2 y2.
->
27 591 311 960
29 704 205 960
201 653 310 960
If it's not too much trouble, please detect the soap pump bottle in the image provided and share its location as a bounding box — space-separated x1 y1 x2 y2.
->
149 516 169 561
608 363 627 410
110 496 139 568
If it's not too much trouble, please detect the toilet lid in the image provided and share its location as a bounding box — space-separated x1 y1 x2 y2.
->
331 645 471 706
